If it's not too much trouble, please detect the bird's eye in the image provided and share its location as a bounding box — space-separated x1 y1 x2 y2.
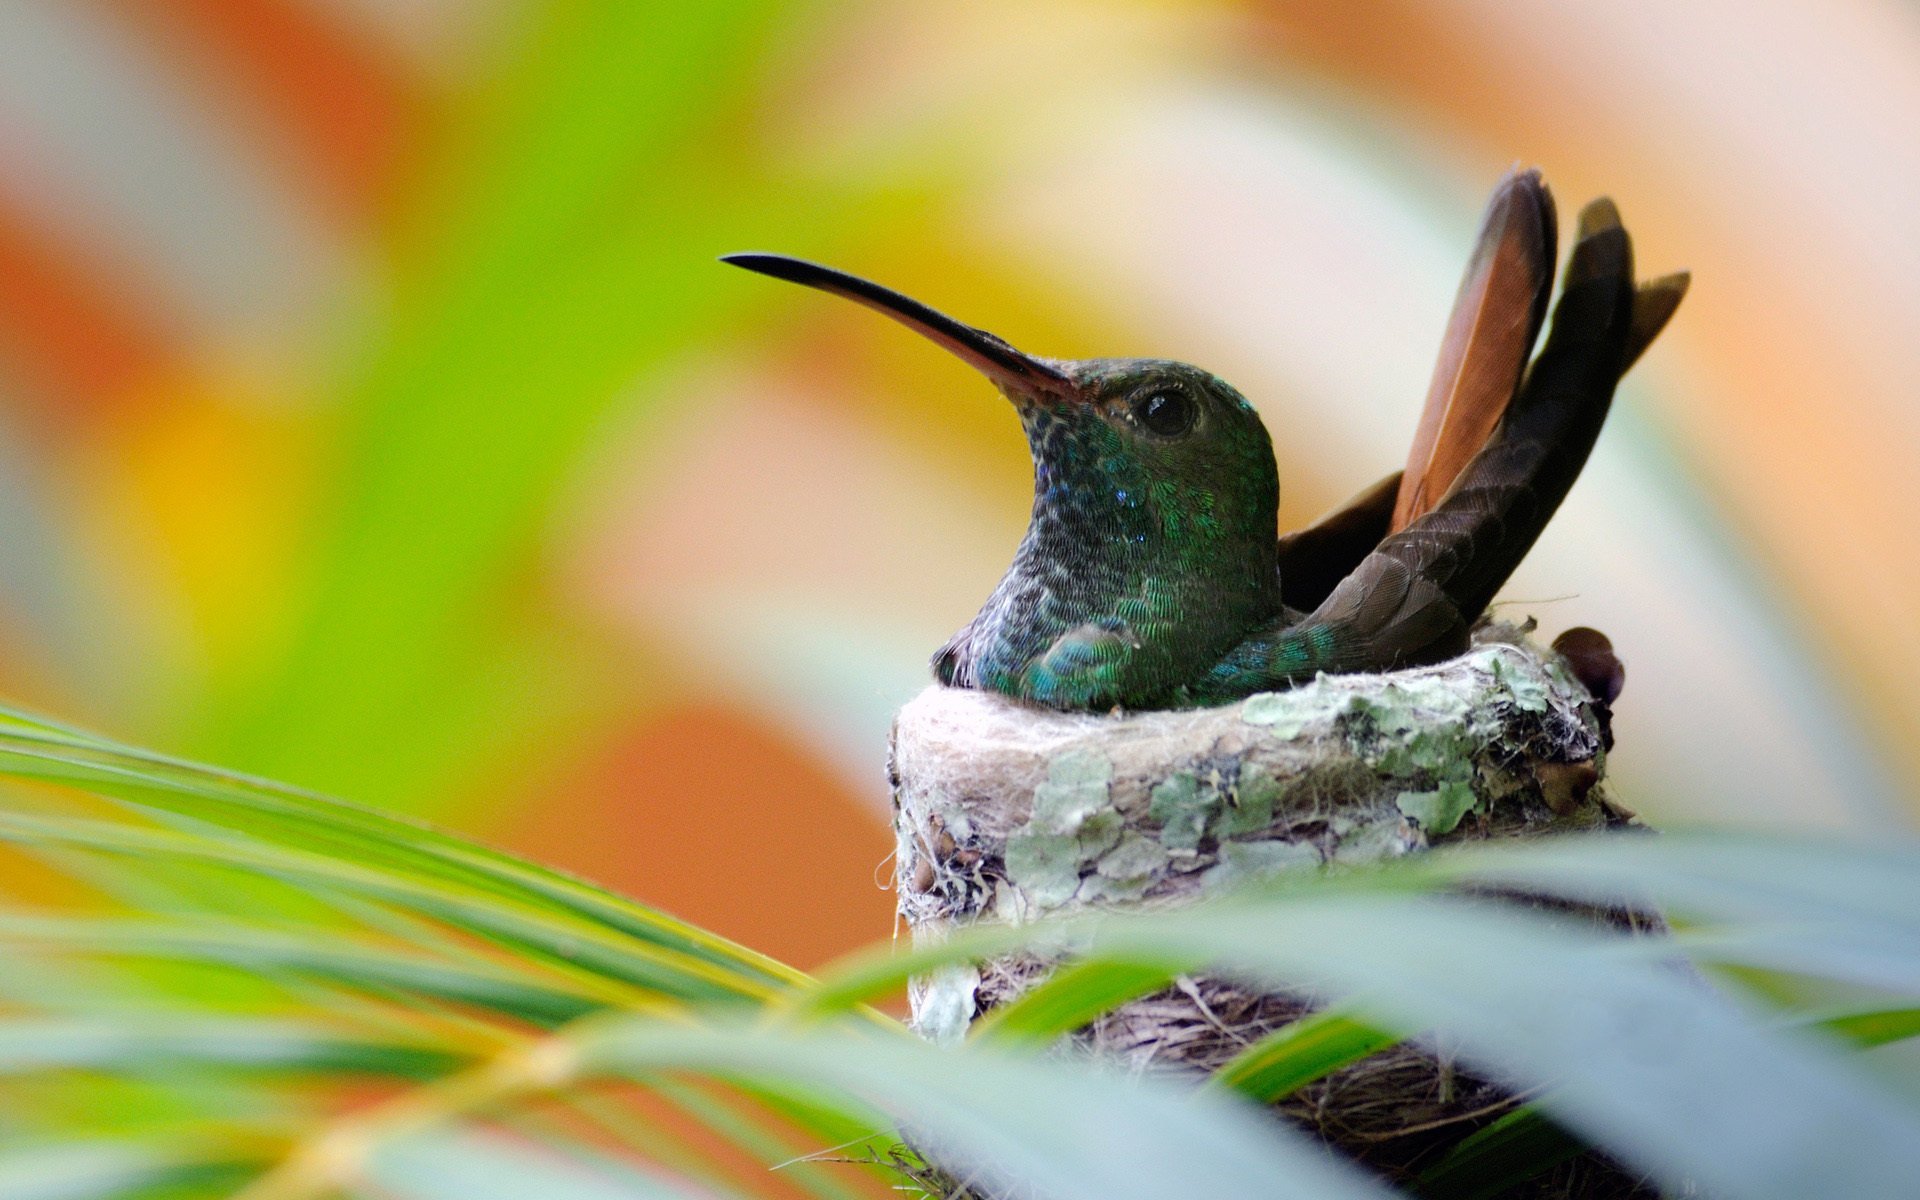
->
1132 390 1197 437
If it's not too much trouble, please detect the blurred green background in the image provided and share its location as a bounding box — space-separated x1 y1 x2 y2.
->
0 0 1914 967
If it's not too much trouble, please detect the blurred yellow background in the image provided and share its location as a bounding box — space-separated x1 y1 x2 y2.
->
0 0 1913 968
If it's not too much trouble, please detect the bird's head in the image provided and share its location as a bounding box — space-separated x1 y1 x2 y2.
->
723 254 1280 565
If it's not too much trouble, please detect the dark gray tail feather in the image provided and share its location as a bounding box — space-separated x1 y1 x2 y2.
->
1302 198 1664 668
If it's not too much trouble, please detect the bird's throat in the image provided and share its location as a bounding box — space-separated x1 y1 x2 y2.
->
937 408 1282 707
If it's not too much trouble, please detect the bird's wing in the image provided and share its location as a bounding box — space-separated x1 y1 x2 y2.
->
1191 195 1685 705
1275 471 1400 613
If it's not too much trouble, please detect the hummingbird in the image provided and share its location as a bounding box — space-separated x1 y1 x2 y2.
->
724 171 1686 712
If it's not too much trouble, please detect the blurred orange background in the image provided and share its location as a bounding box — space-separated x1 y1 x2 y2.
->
0 0 1913 969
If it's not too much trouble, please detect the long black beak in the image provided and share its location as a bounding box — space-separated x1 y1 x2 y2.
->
722 253 1073 394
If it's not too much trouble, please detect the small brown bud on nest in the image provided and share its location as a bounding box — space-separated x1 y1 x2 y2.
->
1554 626 1625 705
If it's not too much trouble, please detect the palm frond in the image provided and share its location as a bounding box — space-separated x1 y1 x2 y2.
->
4 703 1920 1198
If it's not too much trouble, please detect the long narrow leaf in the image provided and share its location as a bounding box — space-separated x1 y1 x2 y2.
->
1210 1008 1400 1103
0 811 775 1005
0 915 605 1027
643 1078 873 1200
577 1024 1397 1200
1419 999 1920 1197
0 730 805 990
0 1019 469 1081
970 960 1178 1045
1428 831 1920 938
367 1126 719 1200
807 888 1920 1199
0 1139 272 1200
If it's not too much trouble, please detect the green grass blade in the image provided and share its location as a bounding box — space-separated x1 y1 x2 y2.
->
969 960 1178 1045
577 1024 1397 1200
0 1019 468 1081
1415 1108 1585 1199
1430 830 1920 936
0 728 807 991
1671 923 1920 995
1418 999 1920 1197
643 1078 873 1200
0 915 605 1027
233 1020 1394 1200
795 924 1045 1017
810 885 1920 1199
0 1139 270 1200
1117 895 1920 1199
367 1126 720 1200
1210 1007 1400 1103
1813 1005 1920 1048
723 1082 906 1191
0 811 776 1005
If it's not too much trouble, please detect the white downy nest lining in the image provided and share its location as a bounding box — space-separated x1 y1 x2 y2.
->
889 624 1658 1192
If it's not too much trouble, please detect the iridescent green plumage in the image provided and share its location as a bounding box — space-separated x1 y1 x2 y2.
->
725 173 1684 712
930 357 1282 709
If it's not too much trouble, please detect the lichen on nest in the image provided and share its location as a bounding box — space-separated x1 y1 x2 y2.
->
892 623 1625 945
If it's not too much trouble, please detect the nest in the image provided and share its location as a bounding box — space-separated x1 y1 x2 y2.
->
887 624 1659 1197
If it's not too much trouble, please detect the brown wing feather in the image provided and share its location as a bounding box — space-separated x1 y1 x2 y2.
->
1391 169 1557 532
